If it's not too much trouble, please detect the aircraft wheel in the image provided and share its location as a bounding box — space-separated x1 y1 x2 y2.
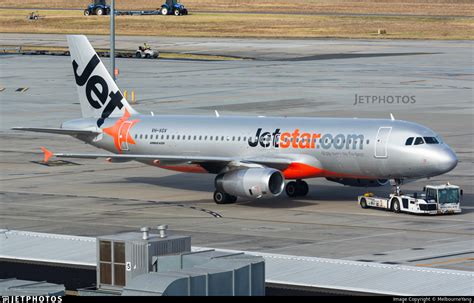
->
296 180 309 196
228 195 238 203
285 181 298 197
213 191 236 204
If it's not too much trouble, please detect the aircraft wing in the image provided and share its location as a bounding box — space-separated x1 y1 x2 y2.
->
12 127 100 136
39 148 292 169
55 153 291 165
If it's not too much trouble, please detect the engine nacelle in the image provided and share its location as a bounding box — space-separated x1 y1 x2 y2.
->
326 177 389 187
215 168 285 199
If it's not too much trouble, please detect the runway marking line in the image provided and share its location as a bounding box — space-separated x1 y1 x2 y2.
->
0 190 223 218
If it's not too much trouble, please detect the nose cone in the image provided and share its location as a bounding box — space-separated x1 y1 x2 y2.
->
436 147 458 174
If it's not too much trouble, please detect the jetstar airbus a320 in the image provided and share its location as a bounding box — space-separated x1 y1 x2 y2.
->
13 35 458 204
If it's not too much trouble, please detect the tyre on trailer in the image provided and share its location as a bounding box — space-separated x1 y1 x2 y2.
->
174 9 181 16
360 198 369 209
391 198 401 213
84 9 90 16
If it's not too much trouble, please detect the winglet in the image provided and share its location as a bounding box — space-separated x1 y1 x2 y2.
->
40 147 54 163
390 113 395 121
215 110 220 118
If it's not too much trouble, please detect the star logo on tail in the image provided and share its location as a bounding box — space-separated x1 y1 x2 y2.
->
102 109 140 153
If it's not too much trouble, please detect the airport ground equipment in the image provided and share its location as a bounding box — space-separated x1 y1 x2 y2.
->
114 0 188 16
84 0 111 16
160 0 188 15
27 11 40 21
135 45 159 59
358 183 462 215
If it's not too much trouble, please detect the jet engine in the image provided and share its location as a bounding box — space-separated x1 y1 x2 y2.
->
215 168 285 199
326 178 389 187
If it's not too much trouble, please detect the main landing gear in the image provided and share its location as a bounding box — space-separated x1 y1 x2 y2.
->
285 179 309 197
213 190 237 204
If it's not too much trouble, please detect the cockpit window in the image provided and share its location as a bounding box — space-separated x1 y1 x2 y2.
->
423 137 439 144
405 137 414 145
414 137 424 145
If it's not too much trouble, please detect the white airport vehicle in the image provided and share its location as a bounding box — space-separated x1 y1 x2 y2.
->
135 45 159 59
358 183 462 215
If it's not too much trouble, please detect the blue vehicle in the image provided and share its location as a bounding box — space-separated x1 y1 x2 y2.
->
84 0 111 16
160 0 188 16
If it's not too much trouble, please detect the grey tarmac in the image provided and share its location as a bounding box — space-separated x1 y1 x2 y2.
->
0 35 472 272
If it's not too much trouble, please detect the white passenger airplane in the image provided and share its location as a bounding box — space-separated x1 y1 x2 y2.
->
13 35 458 204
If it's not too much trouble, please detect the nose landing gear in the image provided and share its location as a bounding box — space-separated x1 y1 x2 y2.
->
390 178 404 196
285 179 309 197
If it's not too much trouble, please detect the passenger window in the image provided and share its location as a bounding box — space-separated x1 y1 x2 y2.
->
204 136 207 140
232 136 235 141
238 137 241 141
172 135 175 140
199 136 202 140
405 137 414 145
177 135 180 140
135 134 137 139
414 137 424 145
221 136 224 141
145 135 148 139
166 135 169 139
366 139 369 144
424 137 439 144
140 134 143 139
210 136 213 140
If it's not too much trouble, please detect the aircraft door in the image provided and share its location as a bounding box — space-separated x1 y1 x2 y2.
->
374 127 392 158
119 121 134 151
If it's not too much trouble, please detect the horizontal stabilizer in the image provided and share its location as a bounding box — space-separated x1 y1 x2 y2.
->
12 127 100 136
